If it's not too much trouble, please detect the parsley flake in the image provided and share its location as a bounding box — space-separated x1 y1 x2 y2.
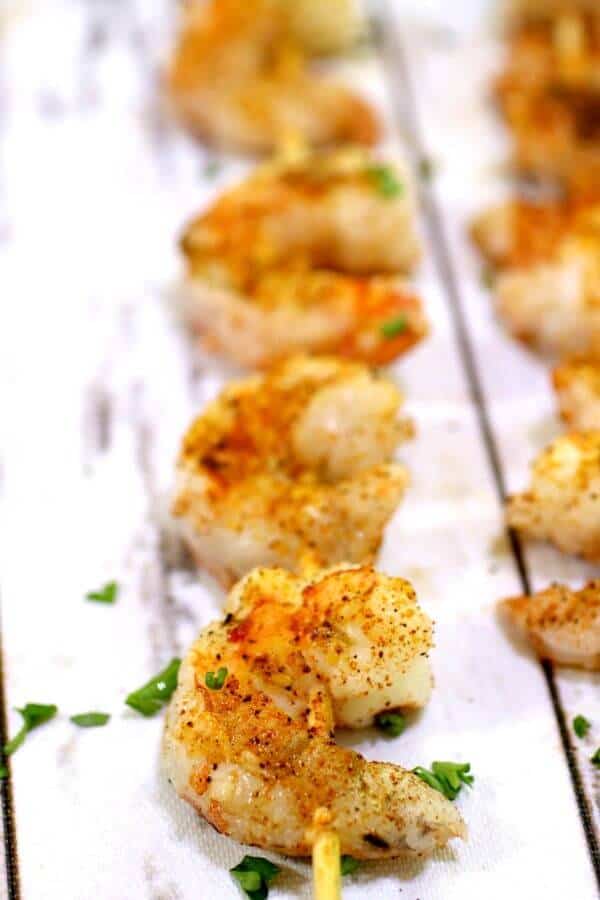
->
4 703 58 756
0 766 7 779
413 760 474 801
591 748 600 767
375 711 406 737
70 712 110 728
365 165 403 198
340 855 360 876
125 658 181 716
230 855 280 899
205 667 228 690
380 315 407 339
85 581 118 604
573 715 591 739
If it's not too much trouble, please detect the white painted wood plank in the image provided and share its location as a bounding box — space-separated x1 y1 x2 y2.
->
0 1 597 898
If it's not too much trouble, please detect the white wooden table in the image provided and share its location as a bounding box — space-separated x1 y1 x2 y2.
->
0 2 598 898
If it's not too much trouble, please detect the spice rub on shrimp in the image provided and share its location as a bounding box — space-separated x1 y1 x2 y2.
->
500 580 600 671
472 196 600 354
163 564 467 857
172 356 411 587
496 10 600 190
553 354 600 429
179 149 426 368
506 431 600 561
167 0 379 154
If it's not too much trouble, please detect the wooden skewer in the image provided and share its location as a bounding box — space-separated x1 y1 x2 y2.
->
312 827 341 900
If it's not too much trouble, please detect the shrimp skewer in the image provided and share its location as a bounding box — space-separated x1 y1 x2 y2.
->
167 0 378 154
172 356 412 587
163 564 467 857
179 148 426 368
506 431 600 561
500 581 600 671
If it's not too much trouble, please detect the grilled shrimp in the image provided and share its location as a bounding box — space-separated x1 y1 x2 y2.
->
172 356 411 587
179 149 426 368
167 0 378 154
496 10 600 189
501 580 600 670
472 197 600 355
553 354 600 428
506 431 600 561
163 564 467 857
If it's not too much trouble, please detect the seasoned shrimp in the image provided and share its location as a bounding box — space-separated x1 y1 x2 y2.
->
172 356 411 587
472 197 600 355
501 581 600 670
506 431 600 561
496 11 600 189
167 0 378 153
179 149 426 368
553 354 600 428
163 564 467 857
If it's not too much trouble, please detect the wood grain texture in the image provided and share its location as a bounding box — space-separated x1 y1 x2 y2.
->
0 1 598 898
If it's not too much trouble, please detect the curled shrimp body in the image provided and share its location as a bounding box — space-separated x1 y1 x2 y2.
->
506 431 600 561
179 149 426 368
172 356 411 587
472 197 600 355
496 9 600 190
501 580 600 671
167 0 378 154
163 564 466 857
553 353 600 429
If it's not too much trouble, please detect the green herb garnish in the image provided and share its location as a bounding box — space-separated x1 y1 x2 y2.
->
125 658 181 716
4 703 58 756
85 581 118 604
340 855 360 876
230 855 280 899
380 315 407 339
366 165 403 198
375 711 406 737
70 712 110 728
591 748 600 767
205 667 228 690
0 766 7 779
573 715 591 739
413 761 474 801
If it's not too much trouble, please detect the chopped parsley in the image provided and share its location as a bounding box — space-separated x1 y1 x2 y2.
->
375 711 406 737
591 748 600 767
230 855 280 899
340 855 360 876
205 667 228 690
413 761 474 801
0 766 7 779
380 315 407 339
125 658 181 716
365 164 403 199
4 703 58 756
573 715 591 739
70 712 110 728
85 581 118 604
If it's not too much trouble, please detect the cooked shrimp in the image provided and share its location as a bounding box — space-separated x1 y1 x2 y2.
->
506 431 600 561
553 354 600 428
163 564 467 857
172 356 411 587
167 0 379 154
179 148 426 368
496 11 600 189
472 197 600 355
500 580 600 670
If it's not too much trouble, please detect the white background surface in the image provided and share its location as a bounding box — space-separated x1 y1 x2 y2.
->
0 1 599 898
